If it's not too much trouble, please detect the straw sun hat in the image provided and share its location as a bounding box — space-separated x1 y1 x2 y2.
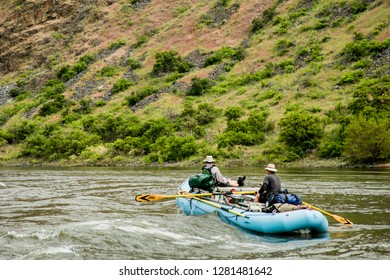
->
265 163 278 172
203 155 215 163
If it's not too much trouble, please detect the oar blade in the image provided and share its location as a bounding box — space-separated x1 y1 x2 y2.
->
135 194 166 202
333 214 353 225
303 201 353 225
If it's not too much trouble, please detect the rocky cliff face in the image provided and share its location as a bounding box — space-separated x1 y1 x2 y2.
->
0 0 109 74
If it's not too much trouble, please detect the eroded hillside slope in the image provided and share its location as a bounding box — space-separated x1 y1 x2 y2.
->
0 0 389 166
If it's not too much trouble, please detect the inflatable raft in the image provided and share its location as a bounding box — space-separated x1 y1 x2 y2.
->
176 179 328 234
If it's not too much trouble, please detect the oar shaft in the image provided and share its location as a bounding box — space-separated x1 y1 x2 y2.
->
135 192 213 202
172 191 255 198
302 202 332 216
192 197 248 218
135 191 256 202
164 193 213 199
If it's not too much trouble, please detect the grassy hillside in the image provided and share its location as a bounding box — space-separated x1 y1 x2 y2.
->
0 0 389 167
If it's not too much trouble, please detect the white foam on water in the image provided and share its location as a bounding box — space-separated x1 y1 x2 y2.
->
115 221 186 241
7 229 61 240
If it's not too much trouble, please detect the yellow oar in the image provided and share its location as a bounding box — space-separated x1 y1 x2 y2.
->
191 197 248 218
303 201 353 225
135 191 255 202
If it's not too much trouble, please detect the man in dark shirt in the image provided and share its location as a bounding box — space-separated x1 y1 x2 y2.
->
255 163 281 204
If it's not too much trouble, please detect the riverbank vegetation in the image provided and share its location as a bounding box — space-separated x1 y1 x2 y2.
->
0 0 389 167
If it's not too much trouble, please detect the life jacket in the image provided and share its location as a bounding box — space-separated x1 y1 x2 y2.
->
201 165 213 175
201 165 230 187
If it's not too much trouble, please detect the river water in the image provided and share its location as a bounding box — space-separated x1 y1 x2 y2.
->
0 166 389 260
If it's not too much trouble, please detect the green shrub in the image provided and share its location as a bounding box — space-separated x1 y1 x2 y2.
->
204 46 245 67
79 54 96 65
352 58 371 69
82 113 141 142
152 50 193 76
151 135 197 162
276 59 295 73
274 39 295 55
98 65 120 77
315 0 368 29
276 27 288 35
42 80 65 97
8 88 20 98
38 80 67 116
340 37 390 63
344 116 390 163
295 42 323 65
187 77 212 96
127 58 141 70
6 120 38 144
262 142 301 163
144 152 160 163
112 136 147 156
319 142 344 158
250 17 266 33
109 117 171 156
193 103 222 125
198 13 212 27
319 122 346 159
175 102 221 136
348 76 390 116
73 99 93 114
135 34 148 47
255 89 281 103
209 64 275 92
0 128 11 143
313 19 328 30
224 106 244 121
20 134 47 158
112 78 133 94
288 9 306 21
197 1 239 28
279 110 323 157
80 145 110 162
164 72 184 83
72 61 88 74
95 100 106 107
126 85 158 106
38 95 67 116
112 118 171 156
109 39 126 50
142 118 174 143
22 128 101 160
8 87 30 99
217 110 273 148
337 70 364 85
250 5 277 34
57 65 75 81
217 130 260 148
57 56 91 81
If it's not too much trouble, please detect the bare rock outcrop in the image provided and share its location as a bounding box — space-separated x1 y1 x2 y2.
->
0 0 110 74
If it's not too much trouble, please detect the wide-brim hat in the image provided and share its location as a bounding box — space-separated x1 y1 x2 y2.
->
265 163 277 172
203 155 215 163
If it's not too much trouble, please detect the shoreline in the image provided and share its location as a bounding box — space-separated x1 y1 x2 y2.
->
1 157 389 169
